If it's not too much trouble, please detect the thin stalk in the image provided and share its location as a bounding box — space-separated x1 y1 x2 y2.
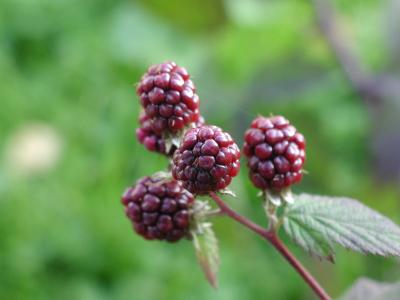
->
209 192 331 300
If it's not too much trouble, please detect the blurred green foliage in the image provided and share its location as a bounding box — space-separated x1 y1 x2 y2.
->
1 0 399 299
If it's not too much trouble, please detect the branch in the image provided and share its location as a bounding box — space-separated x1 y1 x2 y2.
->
209 192 331 300
311 0 400 103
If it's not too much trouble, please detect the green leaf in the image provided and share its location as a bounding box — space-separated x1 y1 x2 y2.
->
283 194 400 261
192 223 220 289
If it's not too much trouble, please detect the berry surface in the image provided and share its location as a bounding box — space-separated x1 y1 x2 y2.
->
136 113 205 156
136 113 168 155
172 125 240 194
243 115 305 191
136 61 200 134
122 176 195 242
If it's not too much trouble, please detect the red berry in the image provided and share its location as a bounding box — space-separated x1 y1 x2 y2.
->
172 125 241 194
137 61 201 134
136 112 204 156
136 112 168 155
121 176 195 242
244 115 306 191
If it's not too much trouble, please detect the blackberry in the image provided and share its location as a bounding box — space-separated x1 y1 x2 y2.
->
136 113 167 155
136 61 200 134
243 115 306 191
136 113 205 156
172 125 241 194
122 176 195 242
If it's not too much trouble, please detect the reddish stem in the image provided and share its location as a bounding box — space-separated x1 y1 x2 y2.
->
209 192 331 300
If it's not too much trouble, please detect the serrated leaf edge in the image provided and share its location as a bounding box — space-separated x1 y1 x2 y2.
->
283 194 400 261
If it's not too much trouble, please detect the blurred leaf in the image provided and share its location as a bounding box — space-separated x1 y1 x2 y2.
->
283 194 400 260
386 0 400 67
192 223 220 289
139 0 226 33
340 278 400 300
215 1 310 81
108 3 207 70
223 0 271 26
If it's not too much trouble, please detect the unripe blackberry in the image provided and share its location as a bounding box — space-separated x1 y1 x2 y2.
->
122 176 195 242
136 113 205 156
243 115 306 191
172 125 241 194
136 61 200 134
136 113 167 154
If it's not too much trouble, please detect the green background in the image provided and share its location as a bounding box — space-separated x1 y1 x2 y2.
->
1 0 400 299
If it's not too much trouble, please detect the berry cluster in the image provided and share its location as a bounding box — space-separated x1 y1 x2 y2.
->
172 125 241 194
126 61 243 242
243 115 306 191
122 176 195 242
136 61 201 135
126 62 307 244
